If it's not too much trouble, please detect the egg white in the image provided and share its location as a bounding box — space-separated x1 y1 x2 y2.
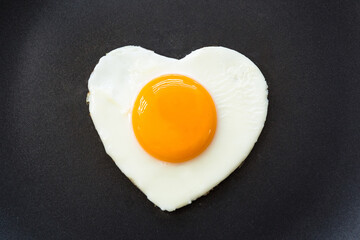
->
87 46 268 211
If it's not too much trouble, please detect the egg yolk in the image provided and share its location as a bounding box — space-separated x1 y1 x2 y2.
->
132 74 217 163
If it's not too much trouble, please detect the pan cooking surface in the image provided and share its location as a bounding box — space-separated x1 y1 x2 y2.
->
1 1 359 239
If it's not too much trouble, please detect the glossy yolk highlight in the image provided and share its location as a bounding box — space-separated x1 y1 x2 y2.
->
132 74 217 163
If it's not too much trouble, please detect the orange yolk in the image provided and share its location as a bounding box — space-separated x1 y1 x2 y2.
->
132 74 217 163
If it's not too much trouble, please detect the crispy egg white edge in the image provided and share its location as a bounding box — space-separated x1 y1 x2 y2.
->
87 46 268 211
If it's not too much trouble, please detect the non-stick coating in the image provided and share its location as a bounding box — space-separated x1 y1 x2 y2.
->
1 1 359 239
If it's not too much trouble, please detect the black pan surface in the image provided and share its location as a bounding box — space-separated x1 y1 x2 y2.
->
1 1 359 239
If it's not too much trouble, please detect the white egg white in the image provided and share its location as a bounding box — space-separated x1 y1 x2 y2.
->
87 46 268 211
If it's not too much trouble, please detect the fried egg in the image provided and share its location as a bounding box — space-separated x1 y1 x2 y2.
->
87 46 268 211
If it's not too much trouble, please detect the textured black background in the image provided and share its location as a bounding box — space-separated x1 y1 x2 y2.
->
1 0 359 239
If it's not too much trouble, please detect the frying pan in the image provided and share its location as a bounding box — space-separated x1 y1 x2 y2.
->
1 1 359 239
